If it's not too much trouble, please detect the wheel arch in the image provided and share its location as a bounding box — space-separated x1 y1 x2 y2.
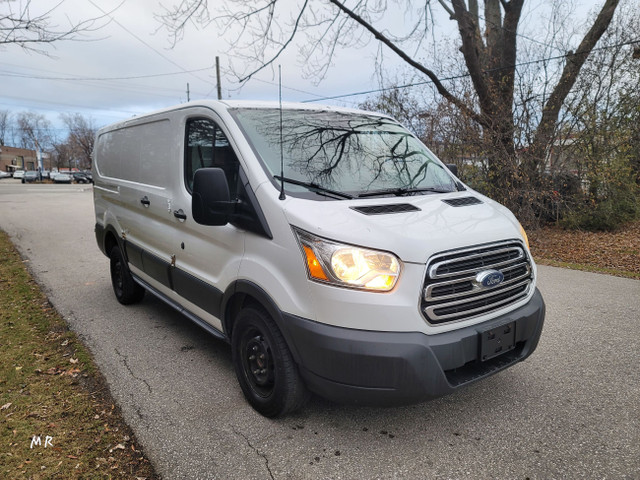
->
222 280 302 365
96 222 123 258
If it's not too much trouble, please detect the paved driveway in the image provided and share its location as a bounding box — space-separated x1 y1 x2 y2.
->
1 182 639 479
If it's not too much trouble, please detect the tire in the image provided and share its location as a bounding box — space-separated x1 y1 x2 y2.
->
109 246 145 305
232 306 308 417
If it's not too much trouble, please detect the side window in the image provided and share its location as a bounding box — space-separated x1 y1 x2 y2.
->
185 118 239 197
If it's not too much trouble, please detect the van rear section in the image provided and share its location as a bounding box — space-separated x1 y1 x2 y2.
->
93 100 545 417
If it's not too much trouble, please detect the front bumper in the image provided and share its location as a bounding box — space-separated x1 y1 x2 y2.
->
279 288 545 406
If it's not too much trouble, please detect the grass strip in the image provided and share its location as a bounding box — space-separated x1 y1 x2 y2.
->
533 257 640 280
0 230 158 479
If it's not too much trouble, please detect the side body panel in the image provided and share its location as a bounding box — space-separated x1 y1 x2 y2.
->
93 107 247 333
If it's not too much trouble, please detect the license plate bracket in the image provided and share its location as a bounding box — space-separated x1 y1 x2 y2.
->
479 321 516 362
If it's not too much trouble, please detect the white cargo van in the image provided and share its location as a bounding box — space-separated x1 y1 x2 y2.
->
93 100 545 417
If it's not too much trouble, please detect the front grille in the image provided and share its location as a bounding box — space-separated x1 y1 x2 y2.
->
422 241 533 324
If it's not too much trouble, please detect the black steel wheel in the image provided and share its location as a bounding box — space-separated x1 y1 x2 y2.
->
232 306 308 417
109 246 145 305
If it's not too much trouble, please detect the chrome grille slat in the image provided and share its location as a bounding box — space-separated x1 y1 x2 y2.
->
424 264 531 302
428 247 524 279
424 280 531 320
422 241 534 324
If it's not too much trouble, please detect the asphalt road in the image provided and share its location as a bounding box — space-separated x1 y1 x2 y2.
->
1 181 639 480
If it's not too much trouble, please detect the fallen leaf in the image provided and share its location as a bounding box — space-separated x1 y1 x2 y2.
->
1 403 11 410
69 358 79 364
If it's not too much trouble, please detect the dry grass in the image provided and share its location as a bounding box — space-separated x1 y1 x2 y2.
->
529 220 640 279
0 231 158 480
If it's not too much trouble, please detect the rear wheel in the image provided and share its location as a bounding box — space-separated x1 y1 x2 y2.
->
109 246 145 305
232 306 308 417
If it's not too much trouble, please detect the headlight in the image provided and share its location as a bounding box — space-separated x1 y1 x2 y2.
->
293 227 401 292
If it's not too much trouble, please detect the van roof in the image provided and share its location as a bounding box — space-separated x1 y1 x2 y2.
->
218 99 384 116
98 99 390 134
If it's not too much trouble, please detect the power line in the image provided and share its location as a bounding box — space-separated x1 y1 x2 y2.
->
87 0 216 88
0 61 213 100
469 9 557 51
0 67 213 82
303 38 640 103
0 95 144 116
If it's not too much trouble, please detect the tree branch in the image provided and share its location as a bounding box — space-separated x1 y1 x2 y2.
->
327 0 488 127
0 0 108 54
436 0 454 18
231 0 309 83
449 0 494 118
533 0 620 155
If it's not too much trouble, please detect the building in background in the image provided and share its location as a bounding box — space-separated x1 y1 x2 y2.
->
0 146 37 173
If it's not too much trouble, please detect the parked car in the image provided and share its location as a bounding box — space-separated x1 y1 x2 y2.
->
13 170 25 180
22 171 39 183
0 171 12 179
93 100 545 418
72 172 90 184
53 173 72 184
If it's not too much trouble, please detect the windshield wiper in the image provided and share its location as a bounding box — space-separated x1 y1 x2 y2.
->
274 175 354 199
358 187 454 198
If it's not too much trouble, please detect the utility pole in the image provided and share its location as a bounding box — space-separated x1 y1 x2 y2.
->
186 83 190 102
216 56 222 100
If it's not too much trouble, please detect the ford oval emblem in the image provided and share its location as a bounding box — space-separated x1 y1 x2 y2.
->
475 270 504 289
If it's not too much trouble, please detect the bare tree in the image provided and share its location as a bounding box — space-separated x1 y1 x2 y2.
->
549 3 640 229
0 109 10 146
51 141 73 171
15 111 52 153
1 0 107 54
60 113 96 168
158 0 622 223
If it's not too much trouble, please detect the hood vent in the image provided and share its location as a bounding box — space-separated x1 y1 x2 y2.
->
351 203 421 215
442 197 483 207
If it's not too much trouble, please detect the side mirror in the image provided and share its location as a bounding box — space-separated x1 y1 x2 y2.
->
445 163 459 176
192 168 232 226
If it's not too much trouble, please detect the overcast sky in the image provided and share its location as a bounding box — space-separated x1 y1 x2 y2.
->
1 0 608 138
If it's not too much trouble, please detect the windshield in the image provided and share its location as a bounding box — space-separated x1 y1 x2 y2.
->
231 108 456 197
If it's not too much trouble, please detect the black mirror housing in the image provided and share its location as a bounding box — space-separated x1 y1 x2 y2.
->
192 168 231 226
445 163 459 176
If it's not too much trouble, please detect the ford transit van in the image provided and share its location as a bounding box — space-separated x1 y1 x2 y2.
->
93 100 545 417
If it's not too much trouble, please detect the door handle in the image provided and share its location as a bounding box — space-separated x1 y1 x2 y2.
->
173 209 187 221
140 196 150 207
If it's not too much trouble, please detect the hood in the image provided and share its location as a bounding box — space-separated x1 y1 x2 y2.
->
282 192 523 264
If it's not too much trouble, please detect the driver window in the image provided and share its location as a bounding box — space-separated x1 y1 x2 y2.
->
185 118 239 197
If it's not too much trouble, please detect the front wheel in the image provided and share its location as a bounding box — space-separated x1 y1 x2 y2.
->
109 246 145 305
232 306 308 417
